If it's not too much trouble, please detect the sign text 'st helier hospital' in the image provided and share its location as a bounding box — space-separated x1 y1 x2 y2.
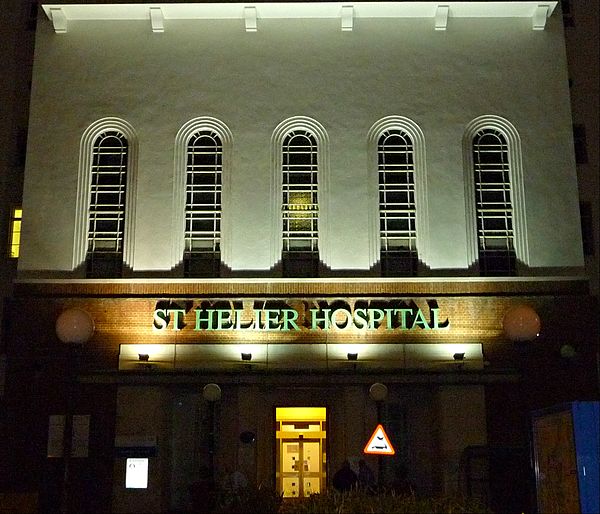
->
152 300 450 332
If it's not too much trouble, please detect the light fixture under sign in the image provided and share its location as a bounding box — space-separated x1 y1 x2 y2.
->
453 352 465 370
241 352 252 361
347 352 358 361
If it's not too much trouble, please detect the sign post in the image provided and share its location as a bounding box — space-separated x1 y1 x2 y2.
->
364 423 395 488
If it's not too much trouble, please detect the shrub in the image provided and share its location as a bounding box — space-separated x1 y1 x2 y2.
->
211 483 283 514
278 489 493 514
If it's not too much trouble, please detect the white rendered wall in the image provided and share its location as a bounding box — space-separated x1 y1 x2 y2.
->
20 10 583 273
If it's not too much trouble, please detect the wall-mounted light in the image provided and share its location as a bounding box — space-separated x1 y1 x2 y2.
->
137 353 152 370
347 352 358 361
241 352 252 361
453 352 465 370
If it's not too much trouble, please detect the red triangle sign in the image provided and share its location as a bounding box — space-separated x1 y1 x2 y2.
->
363 424 395 455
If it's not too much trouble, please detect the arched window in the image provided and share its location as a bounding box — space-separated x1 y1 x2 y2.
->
472 128 515 275
271 117 329 276
368 116 428 274
86 130 128 277
173 117 232 276
183 130 222 277
281 130 319 277
378 129 418 276
464 116 528 275
75 118 138 277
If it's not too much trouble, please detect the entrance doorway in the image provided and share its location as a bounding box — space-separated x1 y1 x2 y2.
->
275 407 326 498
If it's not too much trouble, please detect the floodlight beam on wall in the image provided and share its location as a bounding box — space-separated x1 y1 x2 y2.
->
118 343 486 371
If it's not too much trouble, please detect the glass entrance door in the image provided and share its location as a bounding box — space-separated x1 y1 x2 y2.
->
280 439 321 497
276 407 326 498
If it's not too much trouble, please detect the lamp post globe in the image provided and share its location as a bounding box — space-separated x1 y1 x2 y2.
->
56 308 95 345
502 305 541 342
203 383 222 402
369 382 388 402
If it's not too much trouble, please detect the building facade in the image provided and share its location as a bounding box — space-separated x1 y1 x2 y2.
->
2 1 598 512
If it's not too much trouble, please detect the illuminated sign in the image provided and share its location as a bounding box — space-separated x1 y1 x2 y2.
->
364 424 395 455
126 458 149 489
152 299 449 332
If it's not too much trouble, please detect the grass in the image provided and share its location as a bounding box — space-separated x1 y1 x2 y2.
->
279 489 493 514
208 485 493 514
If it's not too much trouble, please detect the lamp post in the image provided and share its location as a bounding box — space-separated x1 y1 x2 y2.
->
55 308 95 514
203 383 222 489
369 382 388 488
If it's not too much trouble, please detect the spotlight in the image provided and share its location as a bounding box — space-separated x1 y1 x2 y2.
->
453 352 465 370
347 352 358 361
241 352 252 361
138 353 150 362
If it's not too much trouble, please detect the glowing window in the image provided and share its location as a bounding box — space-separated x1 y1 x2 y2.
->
184 130 222 277
378 130 418 276
282 130 319 276
86 130 128 278
9 207 22 258
473 129 516 275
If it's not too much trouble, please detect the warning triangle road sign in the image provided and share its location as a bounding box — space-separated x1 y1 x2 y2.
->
363 424 395 455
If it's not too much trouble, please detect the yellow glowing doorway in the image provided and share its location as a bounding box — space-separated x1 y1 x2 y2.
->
276 407 326 498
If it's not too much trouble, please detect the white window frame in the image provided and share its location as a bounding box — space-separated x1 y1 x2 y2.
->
367 116 429 269
74 118 138 272
270 117 330 268
87 130 128 256
463 116 528 269
172 117 232 270
281 129 319 255
184 130 222 275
